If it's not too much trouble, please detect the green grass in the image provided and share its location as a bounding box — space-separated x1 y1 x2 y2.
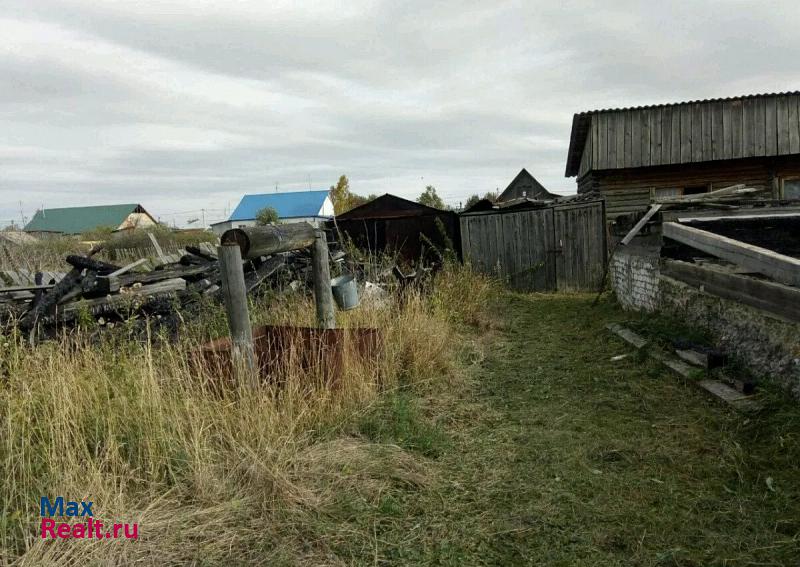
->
318 292 800 566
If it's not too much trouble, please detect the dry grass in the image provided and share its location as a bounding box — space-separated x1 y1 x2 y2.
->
0 263 496 565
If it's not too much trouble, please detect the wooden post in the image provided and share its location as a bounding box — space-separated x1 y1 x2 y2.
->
221 223 316 259
218 243 257 386
311 229 336 329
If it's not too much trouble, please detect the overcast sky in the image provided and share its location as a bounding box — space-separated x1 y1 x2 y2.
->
1 1 799 227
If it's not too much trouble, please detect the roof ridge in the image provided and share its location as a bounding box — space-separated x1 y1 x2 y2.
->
575 90 800 116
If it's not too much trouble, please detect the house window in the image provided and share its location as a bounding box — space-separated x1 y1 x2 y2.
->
683 185 708 196
653 187 681 200
782 177 800 199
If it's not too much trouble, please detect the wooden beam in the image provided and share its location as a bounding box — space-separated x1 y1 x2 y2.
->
148 233 167 263
662 259 800 322
662 222 800 287
221 223 316 259
107 258 147 277
605 323 648 348
620 204 662 245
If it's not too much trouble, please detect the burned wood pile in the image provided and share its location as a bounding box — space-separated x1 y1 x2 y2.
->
0 242 307 339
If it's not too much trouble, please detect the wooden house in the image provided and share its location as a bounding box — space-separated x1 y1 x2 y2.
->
24 204 156 236
497 168 559 202
564 92 800 219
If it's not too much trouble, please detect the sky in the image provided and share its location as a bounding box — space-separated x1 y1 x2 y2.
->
1 1 799 228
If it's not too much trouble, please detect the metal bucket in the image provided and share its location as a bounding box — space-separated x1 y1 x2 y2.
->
331 274 359 310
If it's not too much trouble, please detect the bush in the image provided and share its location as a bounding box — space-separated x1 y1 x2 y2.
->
255 207 280 225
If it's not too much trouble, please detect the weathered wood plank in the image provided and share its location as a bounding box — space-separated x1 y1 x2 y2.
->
606 323 648 348
789 94 800 154
742 97 754 158
641 108 651 167
663 222 800 287
754 96 766 156
596 114 607 169
777 95 790 154
624 111 633 168
631 110 642 167
607 113 617 168
691 103 703 162
615 112 625 168
670 106 681 163
697 380 761 411
722 100 732 158
701 102 713 161
680 104 692 162
663 259 800 323
620 204 662 245
765 96 778 155
730 99 743 159
651 107 662 166
711 101 724 160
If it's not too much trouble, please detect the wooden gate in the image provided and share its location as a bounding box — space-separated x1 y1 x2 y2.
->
459 199 606 292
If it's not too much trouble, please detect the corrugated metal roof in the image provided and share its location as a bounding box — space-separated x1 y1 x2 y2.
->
229 191 331 220
24 204 144 234
573 91 800 117
565 91 800 177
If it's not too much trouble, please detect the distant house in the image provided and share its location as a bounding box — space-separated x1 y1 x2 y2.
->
211 190 333 235
331 193 461 262
24 204 156 236
497 168 559 202
565 91 800 219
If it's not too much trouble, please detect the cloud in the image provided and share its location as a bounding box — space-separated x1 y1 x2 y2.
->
1 0 799 226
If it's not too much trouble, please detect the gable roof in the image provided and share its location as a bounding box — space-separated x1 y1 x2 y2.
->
24 204 149 234
498 168 558 202
565 91 800 177
336 194 444 220
229 190 331 221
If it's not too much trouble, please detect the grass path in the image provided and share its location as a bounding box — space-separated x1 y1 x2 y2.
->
338 293 800 566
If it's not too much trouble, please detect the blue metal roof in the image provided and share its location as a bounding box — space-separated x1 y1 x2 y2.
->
229 190 331 221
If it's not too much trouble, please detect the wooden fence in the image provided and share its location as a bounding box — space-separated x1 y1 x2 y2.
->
460 199 607 292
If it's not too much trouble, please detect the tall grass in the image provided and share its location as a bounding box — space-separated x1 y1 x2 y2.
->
0 263 495 565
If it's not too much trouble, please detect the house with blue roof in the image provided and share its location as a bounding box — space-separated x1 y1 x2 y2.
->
210 190 334 235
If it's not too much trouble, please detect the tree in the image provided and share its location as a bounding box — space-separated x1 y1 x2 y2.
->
463 194 481 210
255 206 280 225
417 185 445 210
330 174 378 214
330 175 353 215
347 193 379 210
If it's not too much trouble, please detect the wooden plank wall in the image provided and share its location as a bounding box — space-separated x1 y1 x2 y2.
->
587 94 800 172
552 202 607 291
460 201 605 292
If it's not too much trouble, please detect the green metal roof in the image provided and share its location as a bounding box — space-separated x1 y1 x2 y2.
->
24 204 144 234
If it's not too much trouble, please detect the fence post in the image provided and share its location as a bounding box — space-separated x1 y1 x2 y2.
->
218 243 257 386
311 229 336 329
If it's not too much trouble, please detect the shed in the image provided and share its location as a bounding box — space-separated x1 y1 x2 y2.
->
565 91 800 219
24 204 156 235
331 194 461 263
211 190 333 235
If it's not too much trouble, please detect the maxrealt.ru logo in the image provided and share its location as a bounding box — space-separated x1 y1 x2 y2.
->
40 497 138 540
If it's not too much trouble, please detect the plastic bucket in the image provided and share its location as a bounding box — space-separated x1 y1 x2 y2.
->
331 274 359 310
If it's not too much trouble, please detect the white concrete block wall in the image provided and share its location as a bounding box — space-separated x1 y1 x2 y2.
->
609 247 661 312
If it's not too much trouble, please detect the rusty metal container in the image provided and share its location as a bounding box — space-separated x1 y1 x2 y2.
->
192 325 382 390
